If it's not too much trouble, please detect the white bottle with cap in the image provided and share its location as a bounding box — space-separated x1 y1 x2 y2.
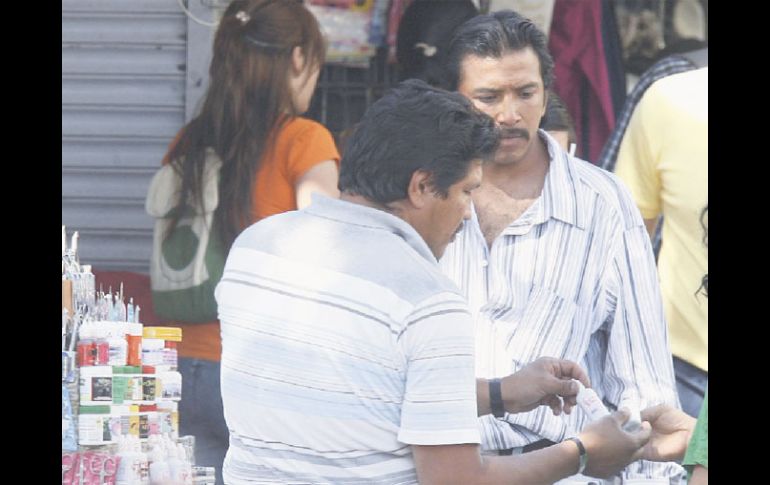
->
575 381 610 421
149 446 171 483
618 388 642 432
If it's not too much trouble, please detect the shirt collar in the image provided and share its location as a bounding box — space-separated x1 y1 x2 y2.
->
538 130 586 230
304 193 438 263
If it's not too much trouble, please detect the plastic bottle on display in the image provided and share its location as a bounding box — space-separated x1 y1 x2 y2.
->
107 323 128 366
77 326 96 367
166 441 186 484
115 435 142 485
94 326 110 366
126 322 143 367
177 442 194 484
136 436 151 484
149 446 171 484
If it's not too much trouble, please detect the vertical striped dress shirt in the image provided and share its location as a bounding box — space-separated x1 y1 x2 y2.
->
216 195 480 484
439 131 683 482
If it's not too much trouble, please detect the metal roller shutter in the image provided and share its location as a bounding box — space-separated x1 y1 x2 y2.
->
62 0 190 273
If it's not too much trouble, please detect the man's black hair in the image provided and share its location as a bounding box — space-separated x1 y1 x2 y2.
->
339 79 499 203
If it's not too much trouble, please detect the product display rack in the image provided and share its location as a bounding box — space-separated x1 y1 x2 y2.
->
62 227 214 485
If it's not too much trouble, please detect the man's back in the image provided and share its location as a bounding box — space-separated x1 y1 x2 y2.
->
216 194 480 484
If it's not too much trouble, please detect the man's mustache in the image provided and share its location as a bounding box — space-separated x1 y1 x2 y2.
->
500 128 529 140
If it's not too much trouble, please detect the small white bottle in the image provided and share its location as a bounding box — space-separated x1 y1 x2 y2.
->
177 443 194 484
149 446 171 483
116 435 144 485
107 323 128 366
166 442 186 484
114 435 134 485
618 389 642 432
136 436 151 484
575 381 610 421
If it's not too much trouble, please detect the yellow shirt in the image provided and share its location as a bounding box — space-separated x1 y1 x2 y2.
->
615 68 707 371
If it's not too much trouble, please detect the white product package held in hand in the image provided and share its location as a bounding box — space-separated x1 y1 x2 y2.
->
575 381 641 432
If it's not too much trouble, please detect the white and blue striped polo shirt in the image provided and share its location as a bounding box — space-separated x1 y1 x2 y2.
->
216 194 480 484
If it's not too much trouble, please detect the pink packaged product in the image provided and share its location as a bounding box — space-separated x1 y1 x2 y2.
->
61 452 80 485
63 451 121 485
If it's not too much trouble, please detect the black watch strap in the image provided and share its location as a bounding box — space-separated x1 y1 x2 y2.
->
489 378 505 418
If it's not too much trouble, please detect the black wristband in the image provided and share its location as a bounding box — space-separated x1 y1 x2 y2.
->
489 378 505 418
565 437 588 474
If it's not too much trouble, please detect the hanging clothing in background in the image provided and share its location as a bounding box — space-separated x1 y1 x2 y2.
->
597 52 703 173
548 0 625 163
488 0 556 36
601 0 626 120
387 0 415 63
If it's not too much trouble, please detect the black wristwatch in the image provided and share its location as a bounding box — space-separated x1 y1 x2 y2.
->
489 378 506 418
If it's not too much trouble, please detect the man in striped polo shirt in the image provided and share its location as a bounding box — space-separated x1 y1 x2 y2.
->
216 79 650 484
439 10 683 484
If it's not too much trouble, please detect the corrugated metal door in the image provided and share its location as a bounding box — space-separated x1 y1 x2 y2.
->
62 0 191 273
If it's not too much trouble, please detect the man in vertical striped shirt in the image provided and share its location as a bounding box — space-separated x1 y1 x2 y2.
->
216 79 652 484
439 11 683 484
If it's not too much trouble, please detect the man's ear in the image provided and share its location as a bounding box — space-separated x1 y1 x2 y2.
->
291 45 305 75
406 170 433 209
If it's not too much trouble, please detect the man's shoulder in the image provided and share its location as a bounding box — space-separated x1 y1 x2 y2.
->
368 240 466 306
568 157 644 232
234 209 464 306
649 67 707 98
234 210 308 249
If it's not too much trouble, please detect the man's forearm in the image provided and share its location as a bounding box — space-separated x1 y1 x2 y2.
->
414 441 582 485
482 442 583 484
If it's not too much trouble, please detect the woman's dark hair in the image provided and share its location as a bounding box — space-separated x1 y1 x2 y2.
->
446 9 554 91
167 0 325 248
396 0 479 89
339 79 499 204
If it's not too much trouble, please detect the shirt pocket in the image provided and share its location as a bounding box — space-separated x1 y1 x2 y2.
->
490 285 578 375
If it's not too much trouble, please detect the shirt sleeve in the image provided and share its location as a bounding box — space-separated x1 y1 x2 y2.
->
601 223 684 481
285 120 341 185
683 388 708 475
614 86 662 220
396 293 481 446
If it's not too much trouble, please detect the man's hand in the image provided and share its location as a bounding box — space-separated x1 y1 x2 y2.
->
639 404 696 462
501 357 591 415
580 409 652 478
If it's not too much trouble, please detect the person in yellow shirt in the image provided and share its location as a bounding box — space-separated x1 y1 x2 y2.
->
614 68 707 417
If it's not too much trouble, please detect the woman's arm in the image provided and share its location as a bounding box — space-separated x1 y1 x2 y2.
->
295 160 339 208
